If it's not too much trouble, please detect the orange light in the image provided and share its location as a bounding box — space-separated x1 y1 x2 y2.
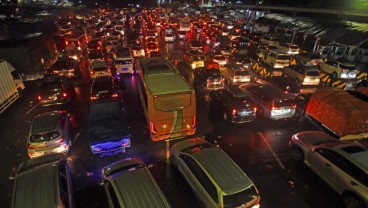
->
150 121 157 134
232 109 237 115
38 95 42 100
191 116 196 128
254 107 257 112
62 93 67 98
112 93 118 98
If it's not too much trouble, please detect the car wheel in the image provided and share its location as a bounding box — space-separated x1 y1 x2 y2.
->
343 193 365 208
332 72 338 79
291 145 304 162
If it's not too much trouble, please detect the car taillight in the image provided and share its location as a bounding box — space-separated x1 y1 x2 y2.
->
28 143 34 149
112 93 118 98
232 109 237 116
63 93 67 98
90 96 97 100
150 121 157 134
292 104 297 109
254 107 257 112
38 95 42 100
191 116 196 128
272 106 279 111
59 137 64 144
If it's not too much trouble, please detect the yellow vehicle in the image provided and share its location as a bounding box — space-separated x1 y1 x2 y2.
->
136 57 196 141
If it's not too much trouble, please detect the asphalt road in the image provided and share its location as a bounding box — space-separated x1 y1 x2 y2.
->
0 30 345 208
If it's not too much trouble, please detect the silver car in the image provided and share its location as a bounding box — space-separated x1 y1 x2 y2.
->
289 131 368 208
171 138 260 208
28 111 73 158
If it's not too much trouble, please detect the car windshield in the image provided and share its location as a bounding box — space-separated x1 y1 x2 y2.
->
278 55 291 60
306 70 320 76
116 59 132 64
92 79 113 91
93 67 107 72
236 49 248 55
223 185 258 207
235 70 249 76
273 99 294 108
30 130 60 142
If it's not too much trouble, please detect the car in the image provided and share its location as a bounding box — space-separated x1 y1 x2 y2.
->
131 43 146 57
60 45 82 62
177 30 187 39
11 153 74 208
145 36 158 44
220 63 252 85
188 40 202 51
294 52 323 66
89 60 111 79
195 64 225 91
228 47 252 69
90 76 118 102
277 43 300 55
183 50 205 70
239 81 296 120
263 49 291 69
37 78 74 106
27 111 73 158
317 58 357 79
163 33 175 42
211 53 227 66
284 65 321 87
209 86 257 123
46 56 80 79
100 157 171 208
264 76 301 98
289 131 368 208
145 42 159 55
87 50 105 65
171 138 260 208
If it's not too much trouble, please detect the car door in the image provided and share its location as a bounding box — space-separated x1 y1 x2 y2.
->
306 148 342 191
177 154 218 208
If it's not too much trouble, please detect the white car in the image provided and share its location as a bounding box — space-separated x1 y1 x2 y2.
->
131 44 146 57
289 131 368 208
89 60 111 79
171 138 260 208
164 33 175 42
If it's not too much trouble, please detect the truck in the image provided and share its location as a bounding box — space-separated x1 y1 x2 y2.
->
88 101 131 157
0 60 25 114
304 87 368 140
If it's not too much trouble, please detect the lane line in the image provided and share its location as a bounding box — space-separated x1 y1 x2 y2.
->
257 132 286 170
25 103 40 115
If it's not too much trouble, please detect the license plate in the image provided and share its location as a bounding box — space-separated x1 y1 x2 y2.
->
122 68 128 71
281 108 290 112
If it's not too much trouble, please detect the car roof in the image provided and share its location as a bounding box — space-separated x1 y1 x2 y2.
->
106 158 170 208
31 112 60 134
174 138 254 194
13 154 65 208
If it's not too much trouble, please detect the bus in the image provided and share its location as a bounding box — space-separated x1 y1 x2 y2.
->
179 16 191 32
136 57 196 141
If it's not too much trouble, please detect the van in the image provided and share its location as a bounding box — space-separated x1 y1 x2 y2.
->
171 138 260 208
263 49 291 68
239 81 296 120
114 47 134 75
100 157 171 208
11 153 74 208
284 65 320 86
220 63 251 85
277 43 300 55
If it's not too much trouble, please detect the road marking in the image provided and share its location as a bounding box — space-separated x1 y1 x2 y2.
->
257 132 286 170
25 103 40 115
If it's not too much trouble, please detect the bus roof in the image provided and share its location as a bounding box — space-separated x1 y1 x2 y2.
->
145 73 192 96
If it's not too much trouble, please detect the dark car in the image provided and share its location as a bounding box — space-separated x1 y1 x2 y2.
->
265 76 301 98
195 67 225 91
228 47 251 69
209 86 257 123
38 78 74 106
90 76 118 102
46 57 80 78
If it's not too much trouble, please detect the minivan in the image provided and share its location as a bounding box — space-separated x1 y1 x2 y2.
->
11 153 74 208
100 157 171 208
114 47 134 75
171 138 260 208
284 65 321 86
263 49 291 69
220 63 251 85
239 81 296 120
277 43 300 55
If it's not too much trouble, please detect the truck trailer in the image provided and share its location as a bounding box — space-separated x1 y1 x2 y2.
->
0 60 25 114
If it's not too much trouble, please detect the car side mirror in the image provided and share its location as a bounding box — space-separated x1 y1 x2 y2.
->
99 181 105 186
